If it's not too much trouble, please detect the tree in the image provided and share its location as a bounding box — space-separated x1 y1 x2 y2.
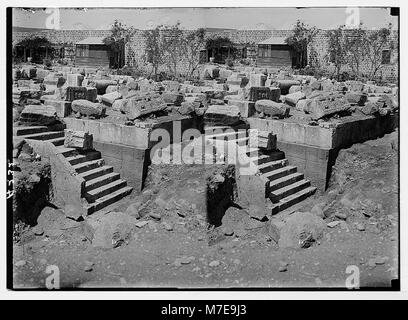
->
326 26 348 80
343 23 366 79
285 20 317 68
15 36 53 63
143 25 167 81
104 20 135 69
362 23 393 80
161 22 184 79
183 28 206 79
205 36 235 63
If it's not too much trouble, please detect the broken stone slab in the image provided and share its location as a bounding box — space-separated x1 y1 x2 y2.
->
162 80 180 92
361 102 380 116
310 80 322 90
213 83 229 91
202 65 220 80
248 129 277 150
43 99 72 117
66 73 84 87
101 91 121 106
185 93 207 107
295 98 313 112
112 99 127 112
85 87 98 102
71 99 106 118
249 86 271 102
162 92 184 106
120 94 167 119
93 79 118 95
105 85 118 94
288 85 302 94
284 91 306 107
92 212 136 249
303 93 351 120
321 79 334 91
64 129 93 150
179 101 198 115
20 104 58 126
219 68 233 80
276 79 301 95
346 80 364 92
267 86 280 103
278 212 325 249
345 92 368 106
66 86 88 102
227 99 255 118
204 104 242 126
249 73 267 87
21 66 37 79
255 100 290 118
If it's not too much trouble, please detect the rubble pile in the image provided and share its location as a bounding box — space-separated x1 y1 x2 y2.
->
13 62 399 128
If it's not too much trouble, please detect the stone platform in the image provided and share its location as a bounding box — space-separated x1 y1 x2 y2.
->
64 115 201 192
247 113 398 191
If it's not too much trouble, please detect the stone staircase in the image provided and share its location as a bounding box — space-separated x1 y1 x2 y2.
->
13 125 133 215
204 126 317 215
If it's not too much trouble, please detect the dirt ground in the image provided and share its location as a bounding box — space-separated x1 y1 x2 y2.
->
12 130 399 289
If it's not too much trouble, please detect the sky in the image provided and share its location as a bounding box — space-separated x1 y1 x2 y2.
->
12 7 398 31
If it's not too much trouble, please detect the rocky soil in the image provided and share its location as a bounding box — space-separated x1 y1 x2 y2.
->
12 130 399 289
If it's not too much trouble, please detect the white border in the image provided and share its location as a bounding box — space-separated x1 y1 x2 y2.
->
1 0 406 300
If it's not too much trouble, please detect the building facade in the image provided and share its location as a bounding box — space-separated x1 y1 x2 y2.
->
12 27 399 82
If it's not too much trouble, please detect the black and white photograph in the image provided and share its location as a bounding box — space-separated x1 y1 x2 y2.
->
5 3 402 293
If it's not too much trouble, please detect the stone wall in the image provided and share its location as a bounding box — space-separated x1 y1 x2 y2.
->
12 28 399 81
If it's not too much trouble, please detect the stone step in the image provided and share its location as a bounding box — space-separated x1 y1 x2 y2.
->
270 186 317 214
86 186 133 215
73 159 105 174
228 136 249 146
204 125 237 132
55 146 78 157
248 153 272 165
249 151 285 164
65 151 101 166
13 126 49 136
85 172 121 192
48 137 65 146
205 130 247 139
16 130 64 141
262 165 297 181
85 179 127 203
245 147 260 155
269 179 311 202
79 165 113 181
268 172 304 192
257 159 288 174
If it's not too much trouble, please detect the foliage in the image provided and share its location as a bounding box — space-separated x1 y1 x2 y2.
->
326 23 393 81
144 24 206 81
326 26 349 81
116 65 144 78
205 36 236 62
362 23 393 80
143 25 167 81
15 36 54 63
239 58 250 65
183 28 206 79
205 36 235 51
161 22 185 79
16 36 52 50
104 20 136 69
343 23 366 79
285 20 318 68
